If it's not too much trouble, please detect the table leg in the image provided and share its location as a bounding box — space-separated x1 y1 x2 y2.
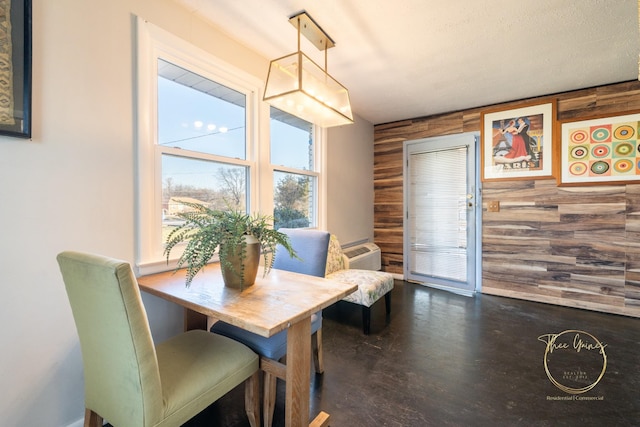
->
184 307 207 331
285 317 311 427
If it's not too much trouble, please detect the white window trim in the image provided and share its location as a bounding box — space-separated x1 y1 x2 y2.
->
136 17 261 274
135 17 327 276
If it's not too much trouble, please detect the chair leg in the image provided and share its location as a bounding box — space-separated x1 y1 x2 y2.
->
362 306 371 335
385 292 391 316
244 371 261 427
263 371 277 427
310 411 331 427
312 328 324 374
83 408 102 427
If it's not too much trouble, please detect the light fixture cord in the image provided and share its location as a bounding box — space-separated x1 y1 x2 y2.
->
324 42 328 72
297 16 302 87
297 16 301 52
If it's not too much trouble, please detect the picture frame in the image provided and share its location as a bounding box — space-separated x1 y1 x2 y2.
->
481 100 556 182
558 111 640 186
0 0 31 138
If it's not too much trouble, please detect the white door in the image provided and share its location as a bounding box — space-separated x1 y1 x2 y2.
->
403 133 480 295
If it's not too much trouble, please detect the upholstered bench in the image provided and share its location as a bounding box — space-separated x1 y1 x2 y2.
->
325 235 394 334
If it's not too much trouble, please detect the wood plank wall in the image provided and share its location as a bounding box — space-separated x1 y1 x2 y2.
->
373 80 640 318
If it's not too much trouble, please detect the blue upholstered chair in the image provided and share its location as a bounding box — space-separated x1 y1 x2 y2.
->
57 251 261 427
210 228 330 427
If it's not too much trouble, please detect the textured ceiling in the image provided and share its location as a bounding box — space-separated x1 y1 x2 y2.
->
174 0 639 125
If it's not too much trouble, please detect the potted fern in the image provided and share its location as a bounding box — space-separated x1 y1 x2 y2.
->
164 201 297 289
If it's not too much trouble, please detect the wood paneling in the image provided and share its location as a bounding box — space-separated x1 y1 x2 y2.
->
373 80 640 317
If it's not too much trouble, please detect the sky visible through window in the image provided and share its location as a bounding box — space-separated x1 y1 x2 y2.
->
158 77 311 190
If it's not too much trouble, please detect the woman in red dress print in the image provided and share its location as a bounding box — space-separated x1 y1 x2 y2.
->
494 117 532 164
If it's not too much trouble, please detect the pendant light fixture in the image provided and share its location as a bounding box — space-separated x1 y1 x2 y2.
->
263 11 353 127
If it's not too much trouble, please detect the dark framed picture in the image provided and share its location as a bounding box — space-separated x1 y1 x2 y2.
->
0 0 31 138
481 100 556 182
558 111 640 186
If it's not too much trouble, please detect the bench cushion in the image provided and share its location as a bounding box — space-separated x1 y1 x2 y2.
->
326 269 394 308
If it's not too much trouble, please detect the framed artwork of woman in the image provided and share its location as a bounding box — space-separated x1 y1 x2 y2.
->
481 100 556 182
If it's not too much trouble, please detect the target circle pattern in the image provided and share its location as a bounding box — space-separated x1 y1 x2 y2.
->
590 161 610 175
569 162 587 176
566 120 640 182
570 145 588 159
614 159 633 173
570 129 589 144
591 127 611 142
614 125 635 140
614 142 634 156
591 144 609 158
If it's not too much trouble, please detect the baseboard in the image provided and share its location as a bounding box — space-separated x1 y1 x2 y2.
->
481 287 640 319
66 418 84 427
66 416 106 427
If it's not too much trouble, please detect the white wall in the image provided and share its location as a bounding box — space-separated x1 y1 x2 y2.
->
0 1 373 426
327 114 375 246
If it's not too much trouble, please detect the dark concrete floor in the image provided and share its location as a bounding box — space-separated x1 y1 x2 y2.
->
184 280 640 426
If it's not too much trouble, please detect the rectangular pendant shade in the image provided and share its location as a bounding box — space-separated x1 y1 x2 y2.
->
264 51 353 128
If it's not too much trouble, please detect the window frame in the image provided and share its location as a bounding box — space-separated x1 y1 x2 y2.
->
135 18 326 275
270 107 322 229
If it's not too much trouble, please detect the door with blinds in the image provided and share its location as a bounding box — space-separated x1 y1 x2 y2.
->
403 133 479 295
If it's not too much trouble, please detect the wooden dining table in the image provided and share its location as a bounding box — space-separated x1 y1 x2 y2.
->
137 263 357 427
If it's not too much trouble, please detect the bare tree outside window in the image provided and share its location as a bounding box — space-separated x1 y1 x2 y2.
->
216 167 246 210
161 159 247 241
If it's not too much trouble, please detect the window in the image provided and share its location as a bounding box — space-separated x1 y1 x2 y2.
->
136 19 325 273
158 60 247 159
158 60 250 242
270 107 318 229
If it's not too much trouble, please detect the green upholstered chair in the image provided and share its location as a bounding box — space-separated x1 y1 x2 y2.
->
57 251 261 427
